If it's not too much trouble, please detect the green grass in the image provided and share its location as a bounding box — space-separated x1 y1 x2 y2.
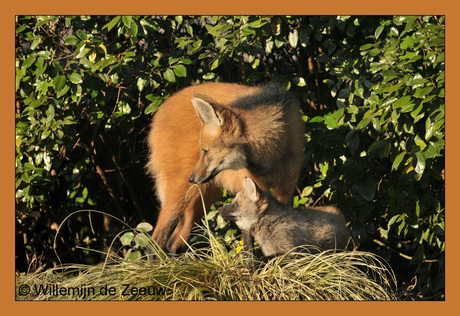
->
16 218 397 301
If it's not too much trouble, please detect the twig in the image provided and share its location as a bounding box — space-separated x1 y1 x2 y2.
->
373 239 438 263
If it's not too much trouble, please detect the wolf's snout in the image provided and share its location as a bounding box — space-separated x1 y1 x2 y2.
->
219 205 235 221
189 169 219 184
188 172 208 184
189 172 206 184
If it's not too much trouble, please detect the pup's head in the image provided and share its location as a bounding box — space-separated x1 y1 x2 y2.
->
189 94 248 184
219 177 265 231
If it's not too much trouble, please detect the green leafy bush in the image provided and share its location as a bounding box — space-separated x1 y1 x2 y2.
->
301 16 445 300
15 15 444 299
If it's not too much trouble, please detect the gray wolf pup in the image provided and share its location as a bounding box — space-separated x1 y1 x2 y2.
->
220 177 349 257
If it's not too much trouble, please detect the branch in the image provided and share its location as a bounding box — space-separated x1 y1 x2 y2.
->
373 239 438 263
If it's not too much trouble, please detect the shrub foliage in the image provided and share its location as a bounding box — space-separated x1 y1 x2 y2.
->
15 15 444 299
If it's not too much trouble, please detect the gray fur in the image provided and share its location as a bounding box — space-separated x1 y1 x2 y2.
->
220 177 349 257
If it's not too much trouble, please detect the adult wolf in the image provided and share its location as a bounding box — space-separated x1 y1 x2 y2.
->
220 177 349 257
146 82 304 254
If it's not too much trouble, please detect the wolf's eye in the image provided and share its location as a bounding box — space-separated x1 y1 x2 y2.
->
202 149 208 156
234 202 239 208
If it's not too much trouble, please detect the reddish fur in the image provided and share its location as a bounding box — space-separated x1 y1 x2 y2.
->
146 82 303 253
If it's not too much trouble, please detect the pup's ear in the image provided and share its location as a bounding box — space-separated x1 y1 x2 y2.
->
191 93 223 128
243 177 259 202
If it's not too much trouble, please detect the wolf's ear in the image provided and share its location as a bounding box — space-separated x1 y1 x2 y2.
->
243 177 258 202
191 94 223 127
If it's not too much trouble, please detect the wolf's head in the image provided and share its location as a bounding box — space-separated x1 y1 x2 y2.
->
219 177 265 231
188 93 248 184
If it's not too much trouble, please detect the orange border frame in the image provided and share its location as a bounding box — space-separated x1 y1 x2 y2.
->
3 2 457 315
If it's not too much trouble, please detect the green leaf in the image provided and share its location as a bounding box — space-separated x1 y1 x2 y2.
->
308 116 324 123
415 138 427 151
103 16 121 31
369 48 381 56
53 75 67 92
375 25 384 39
41 129 51 140
401 102 415 113
64 35 79 46
355 176 376 201
293 77 306 87
122 16 133 28
75 47 91 59
393 96 412 109
134 234 150 248
173 64 187 77
180 59 193 65
414 152 426 175
163 68 176 82
45 105 55 123
396 216 406 235
120 232 134 246
388 214 402 228
210 55 225 71
205 25 221 37
371 117 381 132
425 119 434 141
390 27 399 36
356 116 371 130
360 43 374 51
94 55 117 71
400 36 414 50
128 21 138 37
81 187 88 199
289 29 298 48
176 38 194 48
125 249 141 261
407 77 428 86
76 29 88 40
301 186 313 197
241 25 255 36
175 16 183 24
32 38 42 52
248 19 268 28
69 72 83 84
368 140 385 152
415 200 421 217
224 228 238 241
137 77 147 92
64 116 76 125
388 83 403 95
22 171 31 183
22 54 36 69
56 85 70 98
324 114 338 130
424 144 438 159
136 222 153 232
414 87 434 98
144 97 163 115
34 80 52 96
187 25 194 36
16 25 27 33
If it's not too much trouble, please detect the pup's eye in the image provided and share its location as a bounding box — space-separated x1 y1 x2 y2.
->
202 149 208 156
234 202 239 208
